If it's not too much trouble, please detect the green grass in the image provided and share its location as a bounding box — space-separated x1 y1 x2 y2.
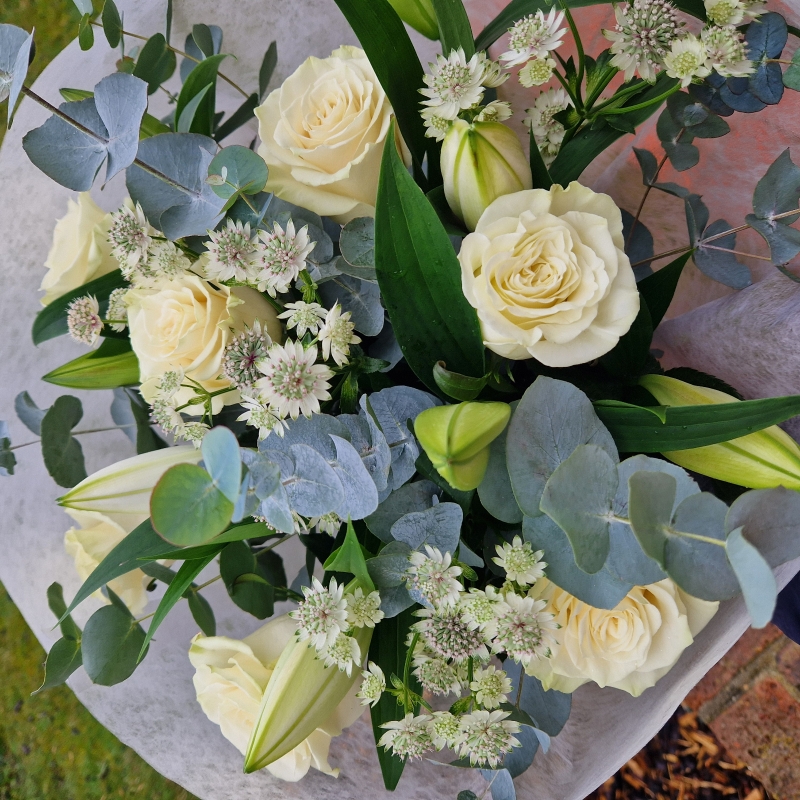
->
0 2 196 797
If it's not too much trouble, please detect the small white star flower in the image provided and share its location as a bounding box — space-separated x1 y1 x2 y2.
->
308 511 342 536
321 631 361 676
378 713 433 760
500 9 566 67
278 301 327 338
702 25 754 78
477 53 509 88
319 303 361 367
357 662 386 707
255 340 333 420
664 34 712 87
420 48 486 120
412 650 465 696
704 0 748 25
603 0 683 83
204 219 257 284
413 606 490 663
150 397 184 434
180 421 210 446
421 106 454 141
108 203 152 273
474 100 513 123
405 545 463 608
455 710 521 768
492 591 558 667
155 369 184 400
346 587 384 628
254 219 315 297
146 240 191 280
66 295 103 345
237 395 288 440
427 711 463 749
524 87 572 166
459 586 505 640
291 576 348 651
105 288 129 332
222 320 272 391
493 536 546 586
519 57 557 87
470 665 513 709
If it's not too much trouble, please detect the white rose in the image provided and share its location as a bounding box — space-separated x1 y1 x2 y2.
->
126 275 281 414
458 182 640 367
256 46 404 224
63 509 150 615
189 614 364 781
40 192 118 305
526 578 719 697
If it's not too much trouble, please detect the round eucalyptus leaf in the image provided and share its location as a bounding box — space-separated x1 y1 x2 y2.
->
207 145 269 199
82 604 147 686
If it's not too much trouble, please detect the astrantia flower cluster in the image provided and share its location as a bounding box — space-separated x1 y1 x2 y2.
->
500 8 566 88
290 577 383 676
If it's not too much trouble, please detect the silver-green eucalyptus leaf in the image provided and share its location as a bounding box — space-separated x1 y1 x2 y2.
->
389 502 462 555
725 526 777 628
365 479 441 542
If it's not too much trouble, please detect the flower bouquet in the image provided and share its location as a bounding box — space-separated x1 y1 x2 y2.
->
3 0 800 796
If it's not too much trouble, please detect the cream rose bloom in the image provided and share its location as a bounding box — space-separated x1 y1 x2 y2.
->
63 509 150 615
525 578 719 697
256 46 402 224
189 614 364 781
40 192 118 305
126 275 281 414
458 182 640 367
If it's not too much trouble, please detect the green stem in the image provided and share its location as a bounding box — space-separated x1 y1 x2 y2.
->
584 67 619 110
552 69 581 110
561 4 585 107
403 632 420 713
9 424 135 451
193 575 221 592
592 80 649 112
600 84 680 116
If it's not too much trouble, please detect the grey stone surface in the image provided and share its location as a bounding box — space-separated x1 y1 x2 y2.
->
0 2 797 799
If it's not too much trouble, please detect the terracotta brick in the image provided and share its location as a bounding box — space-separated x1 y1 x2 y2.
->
684 624 784 711
710 675 800 800
777 640 800 688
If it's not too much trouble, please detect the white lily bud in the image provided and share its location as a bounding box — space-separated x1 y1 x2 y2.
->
441 119 533 231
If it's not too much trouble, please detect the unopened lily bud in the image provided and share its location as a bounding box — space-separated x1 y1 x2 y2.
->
386 0 439 39
415 401 512 490
441 119 533 231
640 374 800 490
58 446 202 528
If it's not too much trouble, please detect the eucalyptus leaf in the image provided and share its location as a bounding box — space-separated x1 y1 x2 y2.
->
506 377 617 518
725 526 777 627
40 395 87 488
47 582 81 641
133 33 177 95
0 24 34 127
15 391 45 436
338 413 392 493
201 426 241 504
33 637 83 694
478 769 515 800
503 659 571 736
500 725 539 778
285 443 345 516
627 471 675 567
751 148 800 223
318 274 384 336
257 483 294 533
389 502 463 554
695 219 752 288
220 541 275 619
101 0 123 48
340 216 375 268
684 194 709 245
175 53 227 137
329 434 380 519
207 145 268 199
746 214 800 265
0 421 15 477
478 417 523 525
365 480 441 542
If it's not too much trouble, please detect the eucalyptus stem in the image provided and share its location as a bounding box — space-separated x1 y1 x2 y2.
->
627 152 669 248
703 244 772 261
135 610 157 624
21 86 194 196
9 424 135 451
89 21 251 99
193 575 221 592
630 245 692 268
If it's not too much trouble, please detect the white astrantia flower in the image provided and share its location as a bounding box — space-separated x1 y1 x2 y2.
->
702 25 754 77
428 712 463 750
455 710 521 768
181 420 210 446
474 100 513 123
421 106 454 141
150 397 185 437
413 606 490 663
346 587 384 628
145 240 191 281
412 649 465 696
664 34 712 86
255 340 333 420
493 536 547 586
66 295 103 345
493 592 559 667
321 631 361 676
459 586 505 640
477 53 509 88
278 301 327 337
291 577 348 652
155 369 184 400
704 0 748 25
378 713 433 760
222 320 272 392
518 57 557 87
318 304 361 366
203 219 257 284
500 9 566 67
105 288 129 332
523 87 572 166
254 220 315 297
405 545 463 608
470 665 513 710
108 203 152 272
357 662 386 707
309 511 342 536
603 0 683 83
237 395 288 440
420 48 486 120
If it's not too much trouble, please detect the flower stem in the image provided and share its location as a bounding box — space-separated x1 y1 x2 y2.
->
627 152 669 248
403 632 420 713
600 83 680 116
9 424 135 451
561 4 585 108
630 245 693 268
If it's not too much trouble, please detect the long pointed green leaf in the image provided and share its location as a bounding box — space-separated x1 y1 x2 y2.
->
375 121 485 392
595 394 800 451
431 0 475 58
637 251 693 328
42 338 140 390
137 553 216 660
